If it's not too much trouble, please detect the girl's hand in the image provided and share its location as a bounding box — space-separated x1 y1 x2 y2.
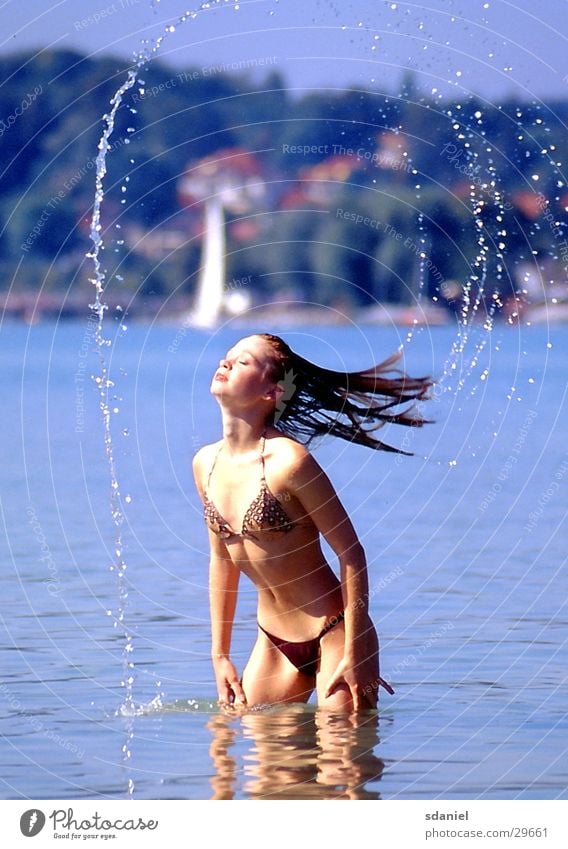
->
212 656 247 706
325 654 394 711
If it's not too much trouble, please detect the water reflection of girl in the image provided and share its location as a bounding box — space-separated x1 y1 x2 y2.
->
207 708 385 800
193 333 431 710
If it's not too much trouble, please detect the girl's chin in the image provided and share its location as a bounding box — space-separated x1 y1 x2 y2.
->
210 382 233 398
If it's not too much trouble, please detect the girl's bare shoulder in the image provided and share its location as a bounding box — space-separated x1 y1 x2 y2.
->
192 440 222 486
264 429 317 474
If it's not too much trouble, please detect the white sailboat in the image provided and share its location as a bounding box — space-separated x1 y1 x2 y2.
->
189 195 226 329
179 148 265 328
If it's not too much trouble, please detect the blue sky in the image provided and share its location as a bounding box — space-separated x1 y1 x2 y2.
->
2 0 567 102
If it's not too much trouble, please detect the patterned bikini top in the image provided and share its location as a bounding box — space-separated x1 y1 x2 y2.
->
203 432 305 540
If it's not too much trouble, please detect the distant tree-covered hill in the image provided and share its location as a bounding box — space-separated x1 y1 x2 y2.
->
1 49 567 316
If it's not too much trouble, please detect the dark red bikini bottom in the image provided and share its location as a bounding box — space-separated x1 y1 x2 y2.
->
258 612 345 678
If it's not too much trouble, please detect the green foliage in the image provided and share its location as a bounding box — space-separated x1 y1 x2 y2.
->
1 50 567 312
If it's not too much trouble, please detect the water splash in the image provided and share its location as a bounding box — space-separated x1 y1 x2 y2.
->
88 68 139 719
402 211 428 346
116 696 300 716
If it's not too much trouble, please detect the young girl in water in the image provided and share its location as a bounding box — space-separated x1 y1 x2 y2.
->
192 333 432 711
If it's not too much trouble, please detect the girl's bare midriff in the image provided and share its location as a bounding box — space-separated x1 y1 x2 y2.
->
222 526 345 640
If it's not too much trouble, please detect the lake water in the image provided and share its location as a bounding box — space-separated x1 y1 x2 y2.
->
1 317 567 800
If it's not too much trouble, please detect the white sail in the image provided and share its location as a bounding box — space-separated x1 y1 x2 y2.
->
190 196 226 328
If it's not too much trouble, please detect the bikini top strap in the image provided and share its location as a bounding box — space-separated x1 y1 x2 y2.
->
207 433 266 491
259 429 269 484
205 442 224 491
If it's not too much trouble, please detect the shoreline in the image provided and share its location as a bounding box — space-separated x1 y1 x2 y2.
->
1 290 565 327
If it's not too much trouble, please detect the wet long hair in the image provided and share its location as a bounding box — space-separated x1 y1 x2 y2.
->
258 333 433 455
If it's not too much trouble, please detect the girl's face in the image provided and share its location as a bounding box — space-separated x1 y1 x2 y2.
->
210 336 278 406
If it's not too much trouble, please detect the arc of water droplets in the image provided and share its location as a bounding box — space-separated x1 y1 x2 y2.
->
86 63 145 801
449 173 492 396
435 126 505 401
87 65 139 721
403 175 496 399
403 209 427 345
401 126 510 472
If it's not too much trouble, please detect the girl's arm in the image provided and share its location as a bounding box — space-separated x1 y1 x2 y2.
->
193 451 246 706
287 447 393 708
208 530 246 705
